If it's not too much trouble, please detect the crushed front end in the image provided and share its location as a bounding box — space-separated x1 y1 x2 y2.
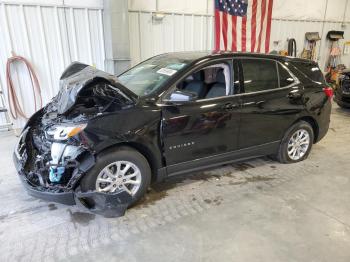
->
13 111 93 205
13 62 136 217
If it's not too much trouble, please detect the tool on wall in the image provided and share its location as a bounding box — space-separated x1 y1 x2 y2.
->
287 38 297 57
343 41 350 55
325 30 345 84
269 40 280 55
276 38 296 57
6 53 42 120
301 32 321 61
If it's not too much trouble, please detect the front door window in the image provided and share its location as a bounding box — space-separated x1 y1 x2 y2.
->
175 63 232 100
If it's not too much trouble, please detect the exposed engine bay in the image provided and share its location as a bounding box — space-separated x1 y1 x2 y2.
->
13 62 137 217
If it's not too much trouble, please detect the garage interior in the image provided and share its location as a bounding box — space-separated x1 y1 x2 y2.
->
1 0 350 261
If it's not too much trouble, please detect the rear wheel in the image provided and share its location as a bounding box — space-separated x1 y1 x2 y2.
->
80 147 151 206
337 102 350 108
276 121 314 163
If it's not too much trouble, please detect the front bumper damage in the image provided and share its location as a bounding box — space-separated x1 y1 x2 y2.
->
13 127 131 217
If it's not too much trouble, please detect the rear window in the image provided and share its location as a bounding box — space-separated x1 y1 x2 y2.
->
241 59 279 93
292 62 325 83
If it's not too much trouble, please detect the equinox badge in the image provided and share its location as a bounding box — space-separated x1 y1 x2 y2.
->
169 142 195 150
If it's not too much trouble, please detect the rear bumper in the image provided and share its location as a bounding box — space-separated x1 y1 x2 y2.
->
314 99 331 143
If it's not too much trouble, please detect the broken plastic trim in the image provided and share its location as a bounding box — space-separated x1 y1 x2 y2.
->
75 190 132 218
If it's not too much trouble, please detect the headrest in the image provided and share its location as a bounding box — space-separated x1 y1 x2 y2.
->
192 71 204 81
216 70 226 84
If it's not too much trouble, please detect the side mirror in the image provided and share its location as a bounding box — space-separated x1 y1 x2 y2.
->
163 90 198 103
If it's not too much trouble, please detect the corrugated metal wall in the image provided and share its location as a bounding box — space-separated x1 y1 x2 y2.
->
129 10 350 69
0 1 105 128
128 10 214 66
270 19 350 72
2 0 350 129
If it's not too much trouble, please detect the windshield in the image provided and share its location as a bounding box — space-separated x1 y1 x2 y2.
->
118 56 190 96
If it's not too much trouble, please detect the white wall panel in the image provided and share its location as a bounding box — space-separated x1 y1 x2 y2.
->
273 0 328 20
128 0 156 12
0 2 105 128
158 0 208 15
128 0 213 14
0 0 103 8
346 1 350 21
128 11 213 66
129 0 350 71
325 0 347 21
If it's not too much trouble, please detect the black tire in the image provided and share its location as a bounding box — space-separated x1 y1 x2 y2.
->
337 102 350 109
276 121 314 164
80 146 151 206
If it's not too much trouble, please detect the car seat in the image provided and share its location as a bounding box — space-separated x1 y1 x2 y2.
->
183 71 207 98
205 70 226 98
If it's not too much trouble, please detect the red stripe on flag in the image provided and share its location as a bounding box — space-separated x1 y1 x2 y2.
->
215 9 221 51
265 0 273 53
257 0 267 53
231 16 237 51
222 12 228 50
251 0 258 52
241 16 247 52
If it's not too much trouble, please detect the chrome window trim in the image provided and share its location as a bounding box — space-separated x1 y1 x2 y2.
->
157 56 300 106
159 58 235 103
238 57 300 94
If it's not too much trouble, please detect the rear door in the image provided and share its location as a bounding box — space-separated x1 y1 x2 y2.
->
238 58 304 149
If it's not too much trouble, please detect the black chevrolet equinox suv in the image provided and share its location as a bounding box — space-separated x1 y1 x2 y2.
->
14 51 332 217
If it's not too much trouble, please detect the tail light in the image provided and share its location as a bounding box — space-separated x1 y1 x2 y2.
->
323 87 333 99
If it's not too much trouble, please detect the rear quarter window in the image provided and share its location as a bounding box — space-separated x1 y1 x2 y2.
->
291 62 325 84
278 63 295 87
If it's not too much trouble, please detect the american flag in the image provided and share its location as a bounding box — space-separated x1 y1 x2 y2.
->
215 0 274 53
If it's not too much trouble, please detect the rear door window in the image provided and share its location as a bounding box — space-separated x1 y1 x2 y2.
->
241 59 279 93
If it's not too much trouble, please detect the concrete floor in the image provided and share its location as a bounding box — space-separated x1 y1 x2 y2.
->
0 103 350 262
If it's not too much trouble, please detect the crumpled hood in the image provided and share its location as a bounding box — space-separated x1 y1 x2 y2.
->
56 62 138 114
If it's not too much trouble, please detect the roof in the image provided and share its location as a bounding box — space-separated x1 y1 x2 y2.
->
154 51 316 64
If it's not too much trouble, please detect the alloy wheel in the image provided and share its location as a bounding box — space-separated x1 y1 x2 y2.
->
95 161 142 195
287 129 310 161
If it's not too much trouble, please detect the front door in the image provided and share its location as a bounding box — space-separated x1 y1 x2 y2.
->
160 60 241 168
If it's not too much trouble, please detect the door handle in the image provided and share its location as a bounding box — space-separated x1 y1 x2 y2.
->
222 102 239 111
255 100 265 107
287 90 302 99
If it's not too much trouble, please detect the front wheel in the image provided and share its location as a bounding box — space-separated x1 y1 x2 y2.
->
80 147 151 206
276 121 314 163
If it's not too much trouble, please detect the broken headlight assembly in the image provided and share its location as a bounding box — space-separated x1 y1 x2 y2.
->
42 123 87 183
45 123 87 141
